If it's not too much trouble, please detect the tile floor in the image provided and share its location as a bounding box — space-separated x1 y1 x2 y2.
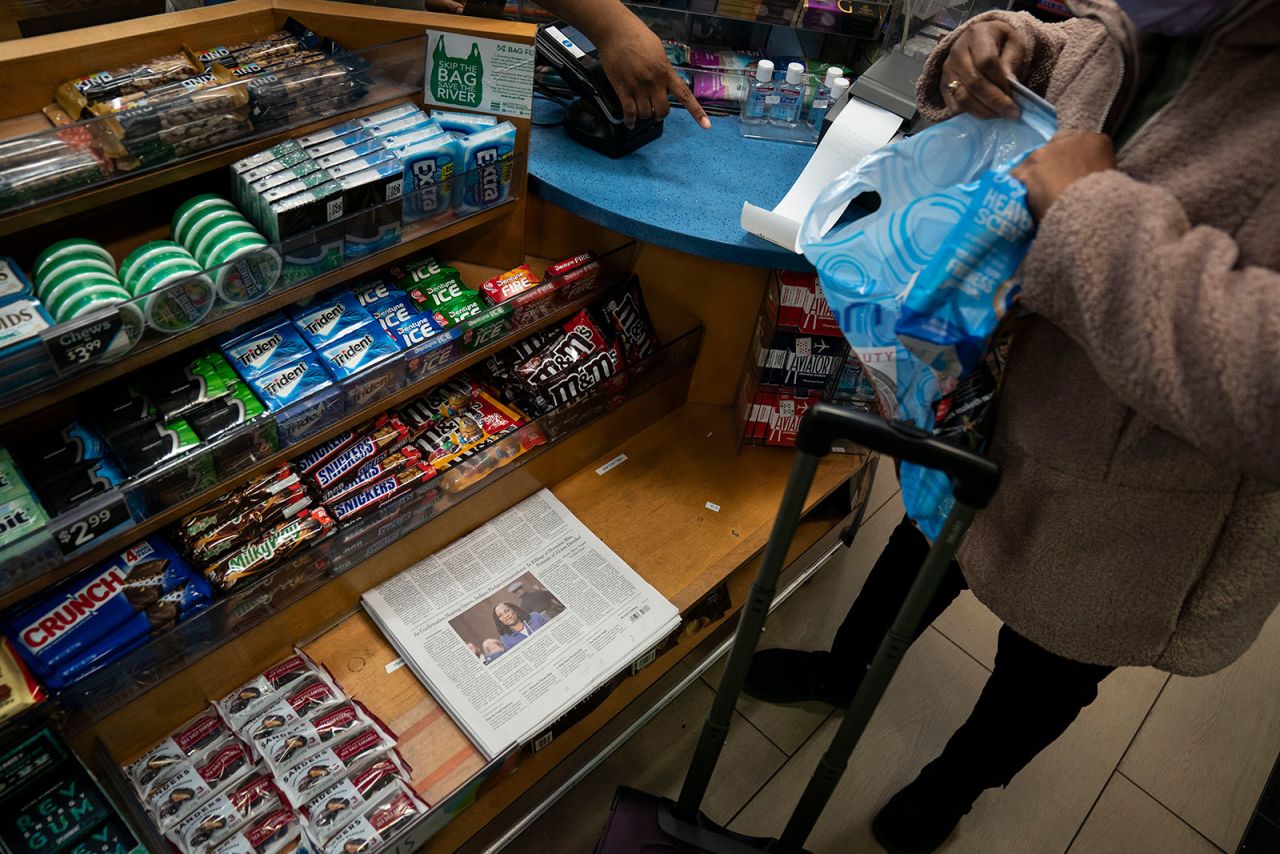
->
511 469 1280 853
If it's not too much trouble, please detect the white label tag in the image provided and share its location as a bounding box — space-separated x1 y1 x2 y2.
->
765 95 781 104
385 657 406 674
595 454 628 476
705 502 721 512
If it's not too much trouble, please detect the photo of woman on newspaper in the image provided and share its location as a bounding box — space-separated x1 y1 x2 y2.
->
449 571 568 663
494 602 548 650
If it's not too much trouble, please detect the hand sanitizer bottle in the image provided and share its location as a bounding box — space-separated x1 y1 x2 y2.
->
808 66 844 132
818 77 851 141
741 59 775 125
770 62 806 127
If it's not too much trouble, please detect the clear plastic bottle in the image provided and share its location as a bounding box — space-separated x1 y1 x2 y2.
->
741 59 775 125
769 62 806 127
818 77 852 140
808 66 844 132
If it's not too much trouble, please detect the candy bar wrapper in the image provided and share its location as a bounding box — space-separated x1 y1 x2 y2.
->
479 264 539 307
56 52 202 117
125 706 228 793
318 782 427 853
299 757 405 845
178 464 300 543
483 328 557 384
413 388 525 472
169 773 281 853
532 337 627 413
144 740 255 831
320 444 423 505
216 649 328 729
599 284 659 367
189 481 311 567
515 310 609 389
446 423 547 493
310 414 409 493
276 729 408 809
239 673 346 752
205 507 335 592
0 637 44 725
260 700 389 777
412 373 483 422
3 536 195 677
329 462 436 524
294 430 358 477
209 807 300 854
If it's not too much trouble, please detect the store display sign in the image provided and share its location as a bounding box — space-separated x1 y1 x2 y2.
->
45 312 124 374
425 31 534 118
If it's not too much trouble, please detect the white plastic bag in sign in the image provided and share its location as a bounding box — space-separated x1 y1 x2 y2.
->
799 85 1055 538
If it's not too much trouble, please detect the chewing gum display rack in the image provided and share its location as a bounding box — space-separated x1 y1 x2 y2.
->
56 322 702 729
0 244 632 605
0 32 428 229
0 157 528 417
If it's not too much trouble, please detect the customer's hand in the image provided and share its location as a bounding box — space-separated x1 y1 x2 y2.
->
940 20 1027 120
1012 130 1115 219
426 0 465 12
595 13 710 130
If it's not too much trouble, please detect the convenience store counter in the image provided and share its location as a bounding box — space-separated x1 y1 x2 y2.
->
529 107 815 272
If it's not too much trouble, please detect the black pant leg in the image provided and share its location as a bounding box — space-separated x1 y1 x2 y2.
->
829 515 967 678
928 624 1116 801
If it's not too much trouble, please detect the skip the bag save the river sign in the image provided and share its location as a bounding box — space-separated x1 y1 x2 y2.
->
425 30 534 119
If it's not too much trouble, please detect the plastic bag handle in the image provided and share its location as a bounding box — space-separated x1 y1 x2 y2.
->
797 404 1000 508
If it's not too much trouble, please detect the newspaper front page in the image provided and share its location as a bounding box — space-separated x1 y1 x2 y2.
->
363 489 680 758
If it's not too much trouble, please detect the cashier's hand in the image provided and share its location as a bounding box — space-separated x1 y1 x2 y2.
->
1012 130 1115 220
427 0 466 12
596 13 711 130
941 19 1027 120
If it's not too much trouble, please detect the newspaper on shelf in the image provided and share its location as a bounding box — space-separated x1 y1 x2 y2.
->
362 489 681 759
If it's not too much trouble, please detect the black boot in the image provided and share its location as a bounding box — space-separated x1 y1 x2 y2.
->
742 649 857 707
871 763 979 854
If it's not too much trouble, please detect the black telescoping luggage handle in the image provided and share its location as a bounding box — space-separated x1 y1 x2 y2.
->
671 405 1001 853
796 404 1000 508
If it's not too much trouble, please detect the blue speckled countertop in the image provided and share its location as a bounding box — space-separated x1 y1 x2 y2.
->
529 103 817 271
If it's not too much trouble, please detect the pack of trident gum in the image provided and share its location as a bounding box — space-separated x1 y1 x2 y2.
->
317 324 401 381
220 315 312 381
247 352 333 413
291 291 374 350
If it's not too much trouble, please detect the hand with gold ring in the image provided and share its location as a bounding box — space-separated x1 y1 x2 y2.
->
940 19 1028 120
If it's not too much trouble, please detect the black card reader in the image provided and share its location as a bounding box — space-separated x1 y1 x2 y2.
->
536 22 663 158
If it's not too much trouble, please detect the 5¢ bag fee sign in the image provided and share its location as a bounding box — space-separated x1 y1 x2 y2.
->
426 31 534 119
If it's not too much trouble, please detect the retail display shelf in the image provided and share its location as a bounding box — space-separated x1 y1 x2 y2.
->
54 323 704 732
0 193 522 424
0 248 636 610
0 33 429 235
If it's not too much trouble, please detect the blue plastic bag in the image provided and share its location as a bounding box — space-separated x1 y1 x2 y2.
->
800 85 1056 539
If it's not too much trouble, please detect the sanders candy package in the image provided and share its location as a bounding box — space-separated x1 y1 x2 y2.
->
145 740 255 831
216 649 330 729
124 706 228 793
275 728 408 808
317 781 427 853
239 673 346 746
258 700 389 777
209 807 300 854
299 757 404 845
458 121 516 214
168 772 281 852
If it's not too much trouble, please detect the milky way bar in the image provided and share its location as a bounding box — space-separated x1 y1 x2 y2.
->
204 506 334 592
190 482 311 566
178 464 299 543
330 462 435 524
310 414 409 492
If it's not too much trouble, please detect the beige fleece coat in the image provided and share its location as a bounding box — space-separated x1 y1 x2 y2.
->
917 0 1280 675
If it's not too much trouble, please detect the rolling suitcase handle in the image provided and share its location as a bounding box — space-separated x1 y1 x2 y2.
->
675 404 1000 852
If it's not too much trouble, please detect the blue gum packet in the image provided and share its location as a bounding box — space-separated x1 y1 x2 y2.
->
400 133 463 222
291 290 375 350
458 121 517 215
